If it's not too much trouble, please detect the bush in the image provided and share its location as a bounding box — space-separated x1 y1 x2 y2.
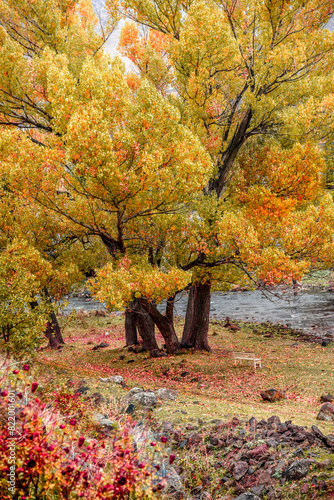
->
0 365 162 499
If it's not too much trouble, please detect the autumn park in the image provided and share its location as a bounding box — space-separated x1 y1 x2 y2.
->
4 0 334 499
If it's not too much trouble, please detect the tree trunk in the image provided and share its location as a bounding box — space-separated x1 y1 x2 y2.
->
30 299 64 349
45 311 65 348
125 300 161 356
166 295 175 324
140 298 179 355
135 302 160 355
125 305 138 346
181 282 212 352
181 285 197 347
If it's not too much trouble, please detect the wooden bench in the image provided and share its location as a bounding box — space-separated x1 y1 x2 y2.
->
232 352 262 369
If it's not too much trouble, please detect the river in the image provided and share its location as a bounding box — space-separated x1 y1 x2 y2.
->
63 288 334 336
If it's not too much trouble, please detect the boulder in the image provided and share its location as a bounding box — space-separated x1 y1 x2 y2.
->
99 375 124 385
320 394 334 403
233 493 261 500
92 412 117 430
127 387 144 396
282 459 310 480
156 388 178 401
260 389 286 402
233 461 249 480
130 391 157 407
317 403 334 421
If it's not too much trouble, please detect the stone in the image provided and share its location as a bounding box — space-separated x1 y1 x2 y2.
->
99 375 124 385
92 342 109 350
320 393 334 403
316 458 332 468
250 485 265 497
92 412 116 430
156 388 178 401
326 435 334 448
188 432 202 446
268 416 281 426
130 391 157 407
127 387 144 396
125 403 136 414
257 470 271 484
89 392 104 406
249 417 257 429
300 483 309 494
282 459 310 480
260 389 286 402
164 465 183 493
233 493 261 500
248 444 268 458
233 461 249 481
311 425 325 440
317 402 334 421
75 385 90 394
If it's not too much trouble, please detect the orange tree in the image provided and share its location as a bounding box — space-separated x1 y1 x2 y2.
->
97 0 334 351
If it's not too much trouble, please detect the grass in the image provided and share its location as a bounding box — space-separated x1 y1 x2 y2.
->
34 313 334 434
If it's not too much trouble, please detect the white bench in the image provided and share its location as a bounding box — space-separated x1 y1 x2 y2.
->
232 352 261 369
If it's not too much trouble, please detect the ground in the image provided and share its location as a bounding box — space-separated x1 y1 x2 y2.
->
36 313 334 433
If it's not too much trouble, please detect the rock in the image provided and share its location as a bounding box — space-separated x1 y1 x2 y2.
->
317 402 334 421
95 309 106 317
322 340 331 347
163 464 183 493
75 385 90 394
325 435 334 448
130 391 157 407
188 432 202 446
156 388 178 401
249 417 257 429
92 342 109 350
233 461 249 480
99 375 124 385
311 425 325 440
282 459 310 480
89 392 104 406
260 389 286 402
92 412 116 430
316 458 332 468
267 415 281 426
233 493 261 500
250 485 265 497
300 483 309 494
127 387 144 396
248 444 268 458
125 403 136 414
320 394 334 403
257 470 271 484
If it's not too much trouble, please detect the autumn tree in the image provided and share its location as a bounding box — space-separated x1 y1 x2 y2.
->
101 0 334 351
0 0 213 355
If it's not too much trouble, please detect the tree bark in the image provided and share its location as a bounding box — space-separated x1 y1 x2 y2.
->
140 298 179 355
45 311 65 348
125 300 161 356
181 282 212 352
181 285 197 347
125 305 138 346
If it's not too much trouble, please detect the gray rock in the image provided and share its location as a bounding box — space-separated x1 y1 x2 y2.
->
92 412 117 429
164 464 183 493
156 388 178 400
250 485 265 497
317 403 334 421
233 461 249 480
131 391 157 407
99 375 125 385
282 459 310 480
127 387 144 396
233 493 261 500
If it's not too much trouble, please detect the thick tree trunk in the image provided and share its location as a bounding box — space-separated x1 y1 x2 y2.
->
45 311 65 348
125 300 161 356
181 286 197 347
181 282 212 352
140 298 179 355
166 295 175 324
30 299 65 349
125 305 138 346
